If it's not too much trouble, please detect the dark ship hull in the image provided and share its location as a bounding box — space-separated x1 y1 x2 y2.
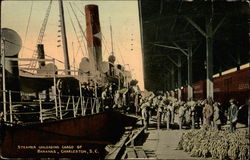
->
1 111 137 158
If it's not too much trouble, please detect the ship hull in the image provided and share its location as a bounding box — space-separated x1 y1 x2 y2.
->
1 111 137 158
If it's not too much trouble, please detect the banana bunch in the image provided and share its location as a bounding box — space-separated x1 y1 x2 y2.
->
239 144 248 160
217 139 229 160
177 135 184 150
177 128 249 160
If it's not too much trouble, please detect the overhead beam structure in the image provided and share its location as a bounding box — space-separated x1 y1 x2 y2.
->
185 16 225 99
139 0 249 96
173 43 193 100
153 42 193 100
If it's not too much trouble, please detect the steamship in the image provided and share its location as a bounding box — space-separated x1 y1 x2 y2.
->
0 1 137 158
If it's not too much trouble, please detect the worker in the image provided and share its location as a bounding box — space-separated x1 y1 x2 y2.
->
190 103 196 129
156 96 164 129
228 99 238 132
164 102 171 130
140 99 152 131
178 103 185 130
213 102 221 130
195 100 203 128
203 98 214 129
170 102 175 124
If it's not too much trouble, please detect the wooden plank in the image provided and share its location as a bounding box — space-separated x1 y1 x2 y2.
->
105 131 130 160
126 147 137 158
135 147 147 158
125 126 145 146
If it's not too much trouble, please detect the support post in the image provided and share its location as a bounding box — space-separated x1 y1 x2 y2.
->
177 55 182 101
185 15 222 100
237 54 241 71
66 96 70 110
79 82 84 116
9 90 13 125
39 97 43 123
58 90 62 119
187 47 193 100
206 18 213 99
1 38 7 121
72 96 76 117
170 64 175 90
90 98 93 114
52 59 58 117
94 81 98 113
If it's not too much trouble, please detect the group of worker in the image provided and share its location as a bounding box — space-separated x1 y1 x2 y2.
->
139 92 240 132
88 83 240 133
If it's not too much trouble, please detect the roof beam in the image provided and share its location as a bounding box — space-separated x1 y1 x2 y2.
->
212 17 226 36
165 54 179 67
153 43 181 50
173 42 189 57
185 16 207 37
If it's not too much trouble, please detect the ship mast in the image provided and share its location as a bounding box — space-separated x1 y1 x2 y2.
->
59 0 70 75
0 0 7 121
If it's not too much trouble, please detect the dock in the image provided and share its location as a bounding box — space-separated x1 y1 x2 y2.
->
120 117 200 160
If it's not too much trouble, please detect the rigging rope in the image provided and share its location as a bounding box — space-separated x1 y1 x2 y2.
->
72 2 85 16
66 5 85 58
69 2 88 57
4 39 64 64
115 41 126 66
24 1 34 43
100 32 111 60
71 1 112 62
4 39 80 74
20 1 34 58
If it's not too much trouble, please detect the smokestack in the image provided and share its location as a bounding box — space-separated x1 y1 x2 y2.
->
37 44 46 68
85 5 102 75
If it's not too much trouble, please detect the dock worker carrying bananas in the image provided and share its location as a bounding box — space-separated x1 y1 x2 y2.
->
140 98 152 131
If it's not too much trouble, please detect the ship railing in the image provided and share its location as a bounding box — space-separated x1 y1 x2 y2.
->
0 90 104 125
58 94 102 118
1 57 104 125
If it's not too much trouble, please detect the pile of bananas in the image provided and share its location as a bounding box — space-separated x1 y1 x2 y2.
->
177 128 249 160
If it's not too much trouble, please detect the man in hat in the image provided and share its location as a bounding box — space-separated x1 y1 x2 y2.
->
156 96 164 129
203 98 214 129
228 99 238 132
213 102 221 130
163 101 171 130
140 99 152 131
178 102 185 130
